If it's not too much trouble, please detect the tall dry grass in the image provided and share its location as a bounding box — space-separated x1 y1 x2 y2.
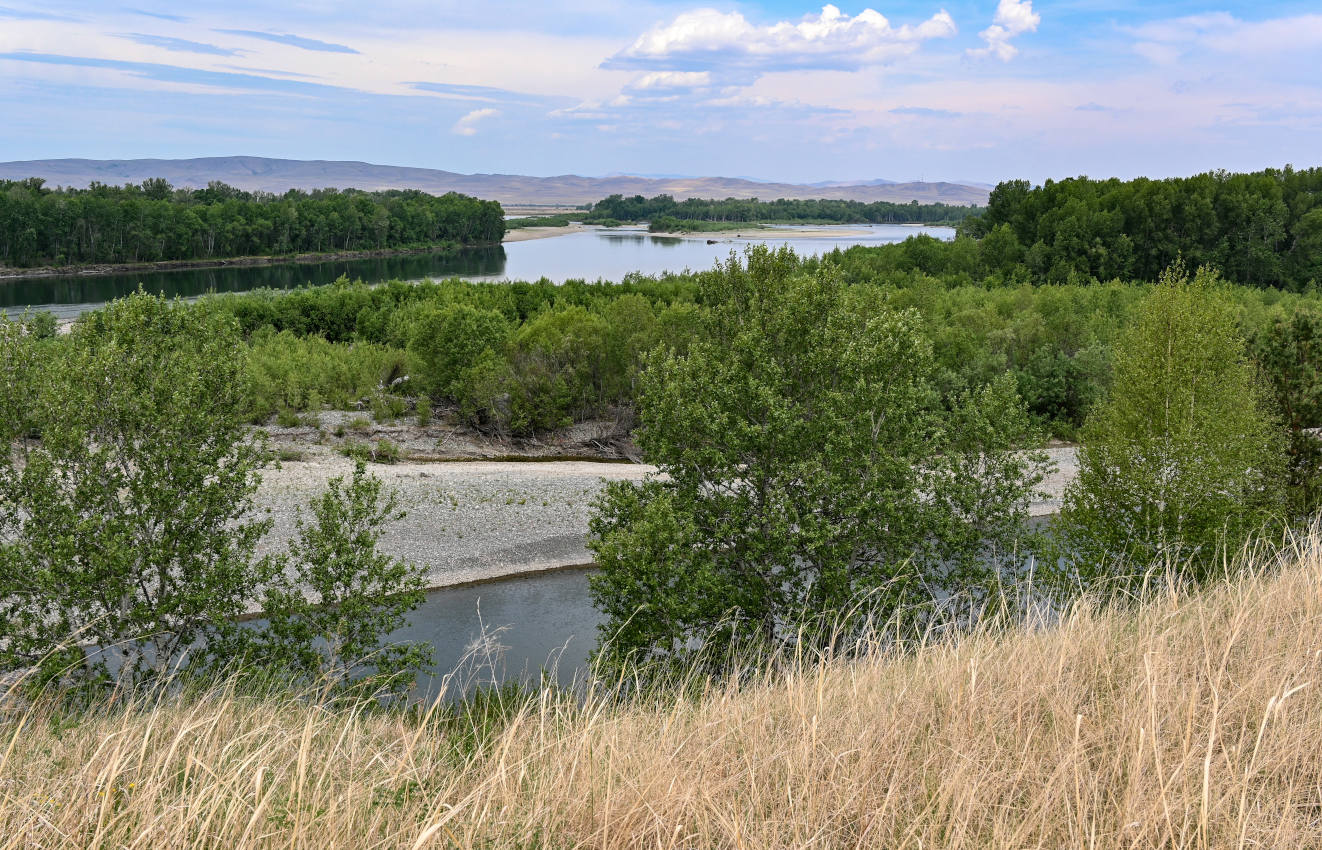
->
5 534 1322 849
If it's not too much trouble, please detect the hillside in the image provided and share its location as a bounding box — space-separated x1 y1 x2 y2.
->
6 533 1321 847
0 156 990 207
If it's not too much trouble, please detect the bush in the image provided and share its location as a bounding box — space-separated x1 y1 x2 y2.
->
0 293 273 686
215 461 430 697
406 303 509 398
244 328 407 421
588 247 1049 675
458 306 613 435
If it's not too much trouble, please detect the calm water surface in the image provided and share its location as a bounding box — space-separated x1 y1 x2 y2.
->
399 568 601 699
6 224 953 320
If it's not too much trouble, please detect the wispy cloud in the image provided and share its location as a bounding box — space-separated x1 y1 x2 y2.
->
0 5 75 20
0 52 348 95
452 107 498 136
213 29 358 54
123 7 187 22
890 106 961 117
1130 12 1322 63
967 0 1040 61
116 33 242 56
410 81 567 107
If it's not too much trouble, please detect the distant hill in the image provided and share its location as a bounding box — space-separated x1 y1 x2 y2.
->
0 157 990 207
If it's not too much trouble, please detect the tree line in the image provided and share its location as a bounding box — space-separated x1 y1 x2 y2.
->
965 166 1322 290
587 193 982 225
0 178 505 268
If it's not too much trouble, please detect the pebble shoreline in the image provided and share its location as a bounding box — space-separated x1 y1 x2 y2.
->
256 447 1079 591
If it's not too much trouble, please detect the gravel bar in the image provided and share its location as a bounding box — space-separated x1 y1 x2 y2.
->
255 447 1079 589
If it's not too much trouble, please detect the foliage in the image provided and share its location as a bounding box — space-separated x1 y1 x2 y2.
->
407 302 509 397
588 247 1048 674
1249 307 1322 515
648 217 752 233
0 292 273 686
215 462 430 698
503 214 574 229
243 327 407 422
590 193 982 225
1052 265 1288 589
968 167 1322 290
0 178 504 268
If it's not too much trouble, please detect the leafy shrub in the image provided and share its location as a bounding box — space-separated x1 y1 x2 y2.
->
244 328 407 421
0 293 272 686
458 306 612 435
406 303 509 398
1053 265 1288 589
215 461 429 697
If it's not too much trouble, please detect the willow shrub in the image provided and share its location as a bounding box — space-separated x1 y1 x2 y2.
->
244 327 408 421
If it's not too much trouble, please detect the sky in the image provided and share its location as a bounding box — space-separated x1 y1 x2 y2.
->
0 1 1319 185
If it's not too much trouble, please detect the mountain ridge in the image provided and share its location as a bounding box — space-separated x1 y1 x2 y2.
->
0 156 990 207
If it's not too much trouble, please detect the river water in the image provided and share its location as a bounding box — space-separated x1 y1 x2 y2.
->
5 223 953 320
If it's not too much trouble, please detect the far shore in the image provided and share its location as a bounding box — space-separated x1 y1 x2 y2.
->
0 243 484 282
501 223 592 243
650 225 875 239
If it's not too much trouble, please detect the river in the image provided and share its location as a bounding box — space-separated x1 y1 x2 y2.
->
23 222 957 697
4 223 953 320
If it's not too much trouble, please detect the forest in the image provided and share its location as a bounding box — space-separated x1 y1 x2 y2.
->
0 178 505 268
586 193 982 225
967 165 1322 290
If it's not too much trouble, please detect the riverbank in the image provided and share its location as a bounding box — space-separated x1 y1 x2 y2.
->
651 225 874 239
256 423 1078 593
0 243 481 281
501 223 592 243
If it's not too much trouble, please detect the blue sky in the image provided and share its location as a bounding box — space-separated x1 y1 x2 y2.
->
1 1 1319 184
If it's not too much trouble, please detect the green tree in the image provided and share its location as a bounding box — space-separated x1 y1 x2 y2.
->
1250 308 1322 516
1052 265 1287 589
0 292 273 686
588 247 1048 674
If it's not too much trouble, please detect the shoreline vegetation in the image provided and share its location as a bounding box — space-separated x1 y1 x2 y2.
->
0 177 505 272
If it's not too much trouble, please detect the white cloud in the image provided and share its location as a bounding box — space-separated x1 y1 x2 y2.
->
967 0 1039 61
452 107 498 135
608 4 956 75
628 70 711 91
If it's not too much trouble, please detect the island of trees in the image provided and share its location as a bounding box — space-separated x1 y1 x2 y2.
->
0 178 505 268
588 193 982 228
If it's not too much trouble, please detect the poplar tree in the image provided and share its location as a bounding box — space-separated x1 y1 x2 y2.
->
1053 264 1287 589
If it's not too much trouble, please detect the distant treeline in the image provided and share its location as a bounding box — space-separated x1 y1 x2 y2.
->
966 167 1322 290
0 178 505 268
587 194 982 225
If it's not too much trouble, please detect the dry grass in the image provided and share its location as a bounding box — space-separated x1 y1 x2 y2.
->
5 535 1322 849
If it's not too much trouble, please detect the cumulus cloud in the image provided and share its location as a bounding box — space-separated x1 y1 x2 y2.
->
628 71 712 91
968 0 1039 61
452 107 498 136
607 4 956 76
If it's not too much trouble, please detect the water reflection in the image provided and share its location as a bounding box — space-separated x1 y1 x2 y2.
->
5 224 954 320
